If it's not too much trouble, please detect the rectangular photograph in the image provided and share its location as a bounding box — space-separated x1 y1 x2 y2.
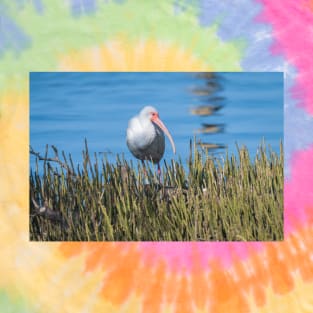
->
30 72 283 241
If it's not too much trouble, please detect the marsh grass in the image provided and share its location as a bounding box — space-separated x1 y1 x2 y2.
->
30 140 283 241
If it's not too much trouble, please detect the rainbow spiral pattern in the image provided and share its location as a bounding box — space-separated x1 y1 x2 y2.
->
1 0 313 312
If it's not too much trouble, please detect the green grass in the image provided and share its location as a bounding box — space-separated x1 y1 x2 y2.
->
29 140 283 241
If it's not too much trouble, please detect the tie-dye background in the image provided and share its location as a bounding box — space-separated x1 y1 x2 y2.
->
1 0 313 312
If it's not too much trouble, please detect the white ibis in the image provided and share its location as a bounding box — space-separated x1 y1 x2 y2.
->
126 106 176 176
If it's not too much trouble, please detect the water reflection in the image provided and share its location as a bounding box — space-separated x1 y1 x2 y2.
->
196 123 225 134
190 104 223 116
196 142 226 151
191 73 226 152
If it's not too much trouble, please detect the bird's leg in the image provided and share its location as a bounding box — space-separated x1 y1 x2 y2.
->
157 163 162 185
141 160 149 185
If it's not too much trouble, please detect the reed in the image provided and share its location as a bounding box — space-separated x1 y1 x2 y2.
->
30 140 283 241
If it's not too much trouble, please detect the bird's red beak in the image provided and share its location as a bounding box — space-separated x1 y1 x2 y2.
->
151 114 176 154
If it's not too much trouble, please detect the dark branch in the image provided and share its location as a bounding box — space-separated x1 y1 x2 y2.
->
31 196 68 228
30 145 76 176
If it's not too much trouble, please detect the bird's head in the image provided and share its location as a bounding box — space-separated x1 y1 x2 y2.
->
140 106 176 154
139 106 159 120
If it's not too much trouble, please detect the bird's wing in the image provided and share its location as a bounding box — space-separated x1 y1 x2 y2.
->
127 117 155 149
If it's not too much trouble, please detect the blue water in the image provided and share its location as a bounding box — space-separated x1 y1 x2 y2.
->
30 72 283 171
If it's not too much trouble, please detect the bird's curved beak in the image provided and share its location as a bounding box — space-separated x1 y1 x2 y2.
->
151 115 176 154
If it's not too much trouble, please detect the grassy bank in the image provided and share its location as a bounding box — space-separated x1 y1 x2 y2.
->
30 141 283 241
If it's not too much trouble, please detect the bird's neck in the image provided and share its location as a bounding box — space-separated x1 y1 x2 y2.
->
140 117 161 138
